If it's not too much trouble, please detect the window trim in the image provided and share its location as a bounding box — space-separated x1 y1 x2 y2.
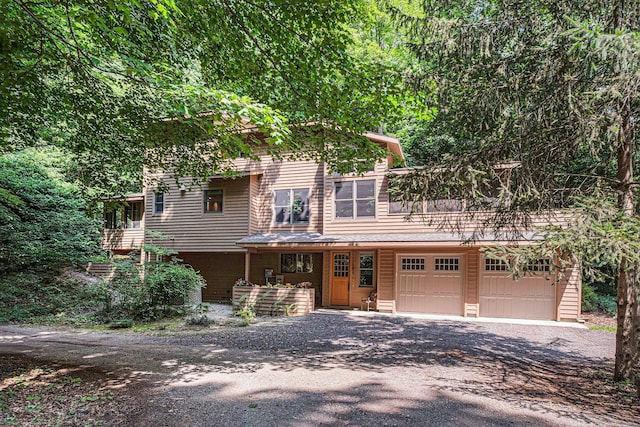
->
203 189 224 214
273 188 310 225
334 179 376 220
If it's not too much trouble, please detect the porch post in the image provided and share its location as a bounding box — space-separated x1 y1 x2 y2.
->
244 250 251 281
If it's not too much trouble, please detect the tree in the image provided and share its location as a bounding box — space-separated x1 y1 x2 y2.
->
392 0 640 388
0 148 100 274
1 0 409 194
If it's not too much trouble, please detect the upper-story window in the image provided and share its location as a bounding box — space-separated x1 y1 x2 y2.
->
274 189 309 224
388 194 423 214
335 180 376 219
153 192 164 214
124 201 143 229
204 189 223 213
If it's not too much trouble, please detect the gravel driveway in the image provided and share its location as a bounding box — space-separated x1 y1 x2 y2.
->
1 310 637 426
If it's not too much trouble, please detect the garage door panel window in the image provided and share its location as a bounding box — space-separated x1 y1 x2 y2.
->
435 258 459 271
485 258 508 271
527 259 551 273
401 257 425 271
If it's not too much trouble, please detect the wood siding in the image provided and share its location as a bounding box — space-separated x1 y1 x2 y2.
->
465 248 480 317
144 175 251 252
557 265 582 321
251 159 324 233
178 252 245 302
102 228 144 251
377 249 395 312
323 170 571 236
232 286 315 316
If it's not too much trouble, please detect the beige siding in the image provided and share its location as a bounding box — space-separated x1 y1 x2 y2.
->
324 171 571 236
102 228 144 251
251 159 324 233
465 248 480 317
179 252 245 302
232 287 315 315
557 265 582 321
249 174 260 234
144 175 250 252
377 249 395 312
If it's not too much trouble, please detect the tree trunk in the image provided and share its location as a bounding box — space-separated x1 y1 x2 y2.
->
614 102 640 390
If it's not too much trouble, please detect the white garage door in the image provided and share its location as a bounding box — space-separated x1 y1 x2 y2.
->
396 255 464 315
480 258 556 320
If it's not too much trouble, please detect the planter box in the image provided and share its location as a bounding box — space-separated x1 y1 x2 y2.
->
232 286 315 316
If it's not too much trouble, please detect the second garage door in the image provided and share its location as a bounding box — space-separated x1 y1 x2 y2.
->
480 258 556 320
396 254 464 315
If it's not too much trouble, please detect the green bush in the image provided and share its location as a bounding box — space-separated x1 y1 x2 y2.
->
581 283 598 313
90 255 206 323
145 260 206 309
597 295 617 316
0 272 98 323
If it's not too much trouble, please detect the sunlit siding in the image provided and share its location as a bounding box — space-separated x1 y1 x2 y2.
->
102 228 144 251
465 249 480 317
144 173 250 252
557 265 582 321
251 159 324 233
377 249 395 312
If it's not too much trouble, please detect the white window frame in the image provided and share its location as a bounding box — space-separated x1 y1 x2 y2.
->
334 179 376 220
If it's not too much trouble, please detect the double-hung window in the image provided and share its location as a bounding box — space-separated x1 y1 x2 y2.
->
274 189 310 224
153 192 164 214
335 180 376 219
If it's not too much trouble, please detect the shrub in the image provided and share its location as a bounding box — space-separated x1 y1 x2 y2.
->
581 284 598 313
145 260 206 309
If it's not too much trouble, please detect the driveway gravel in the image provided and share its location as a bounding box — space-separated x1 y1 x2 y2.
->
1 310 637 426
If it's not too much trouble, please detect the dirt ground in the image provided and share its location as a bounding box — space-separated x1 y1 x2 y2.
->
1 310 637 426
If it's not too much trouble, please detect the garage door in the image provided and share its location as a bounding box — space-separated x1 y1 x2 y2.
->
480 258 556 320
396 255 464 315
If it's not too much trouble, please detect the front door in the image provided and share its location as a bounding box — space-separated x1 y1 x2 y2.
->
331 252 350 305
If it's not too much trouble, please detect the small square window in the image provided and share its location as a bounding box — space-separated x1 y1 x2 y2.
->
204 189 223 213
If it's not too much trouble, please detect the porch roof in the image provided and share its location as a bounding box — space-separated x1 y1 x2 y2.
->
236 231 539 248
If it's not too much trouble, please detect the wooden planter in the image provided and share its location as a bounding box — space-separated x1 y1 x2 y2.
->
232 286 315 316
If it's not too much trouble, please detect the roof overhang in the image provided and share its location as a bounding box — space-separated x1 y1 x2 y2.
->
236 232 540 249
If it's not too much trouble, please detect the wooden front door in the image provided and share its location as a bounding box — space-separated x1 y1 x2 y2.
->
331 252 350 305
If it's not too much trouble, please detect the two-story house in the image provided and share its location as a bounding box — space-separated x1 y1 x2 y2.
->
102 132 582 322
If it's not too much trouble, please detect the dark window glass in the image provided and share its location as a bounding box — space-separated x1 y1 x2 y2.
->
204 189 223 213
